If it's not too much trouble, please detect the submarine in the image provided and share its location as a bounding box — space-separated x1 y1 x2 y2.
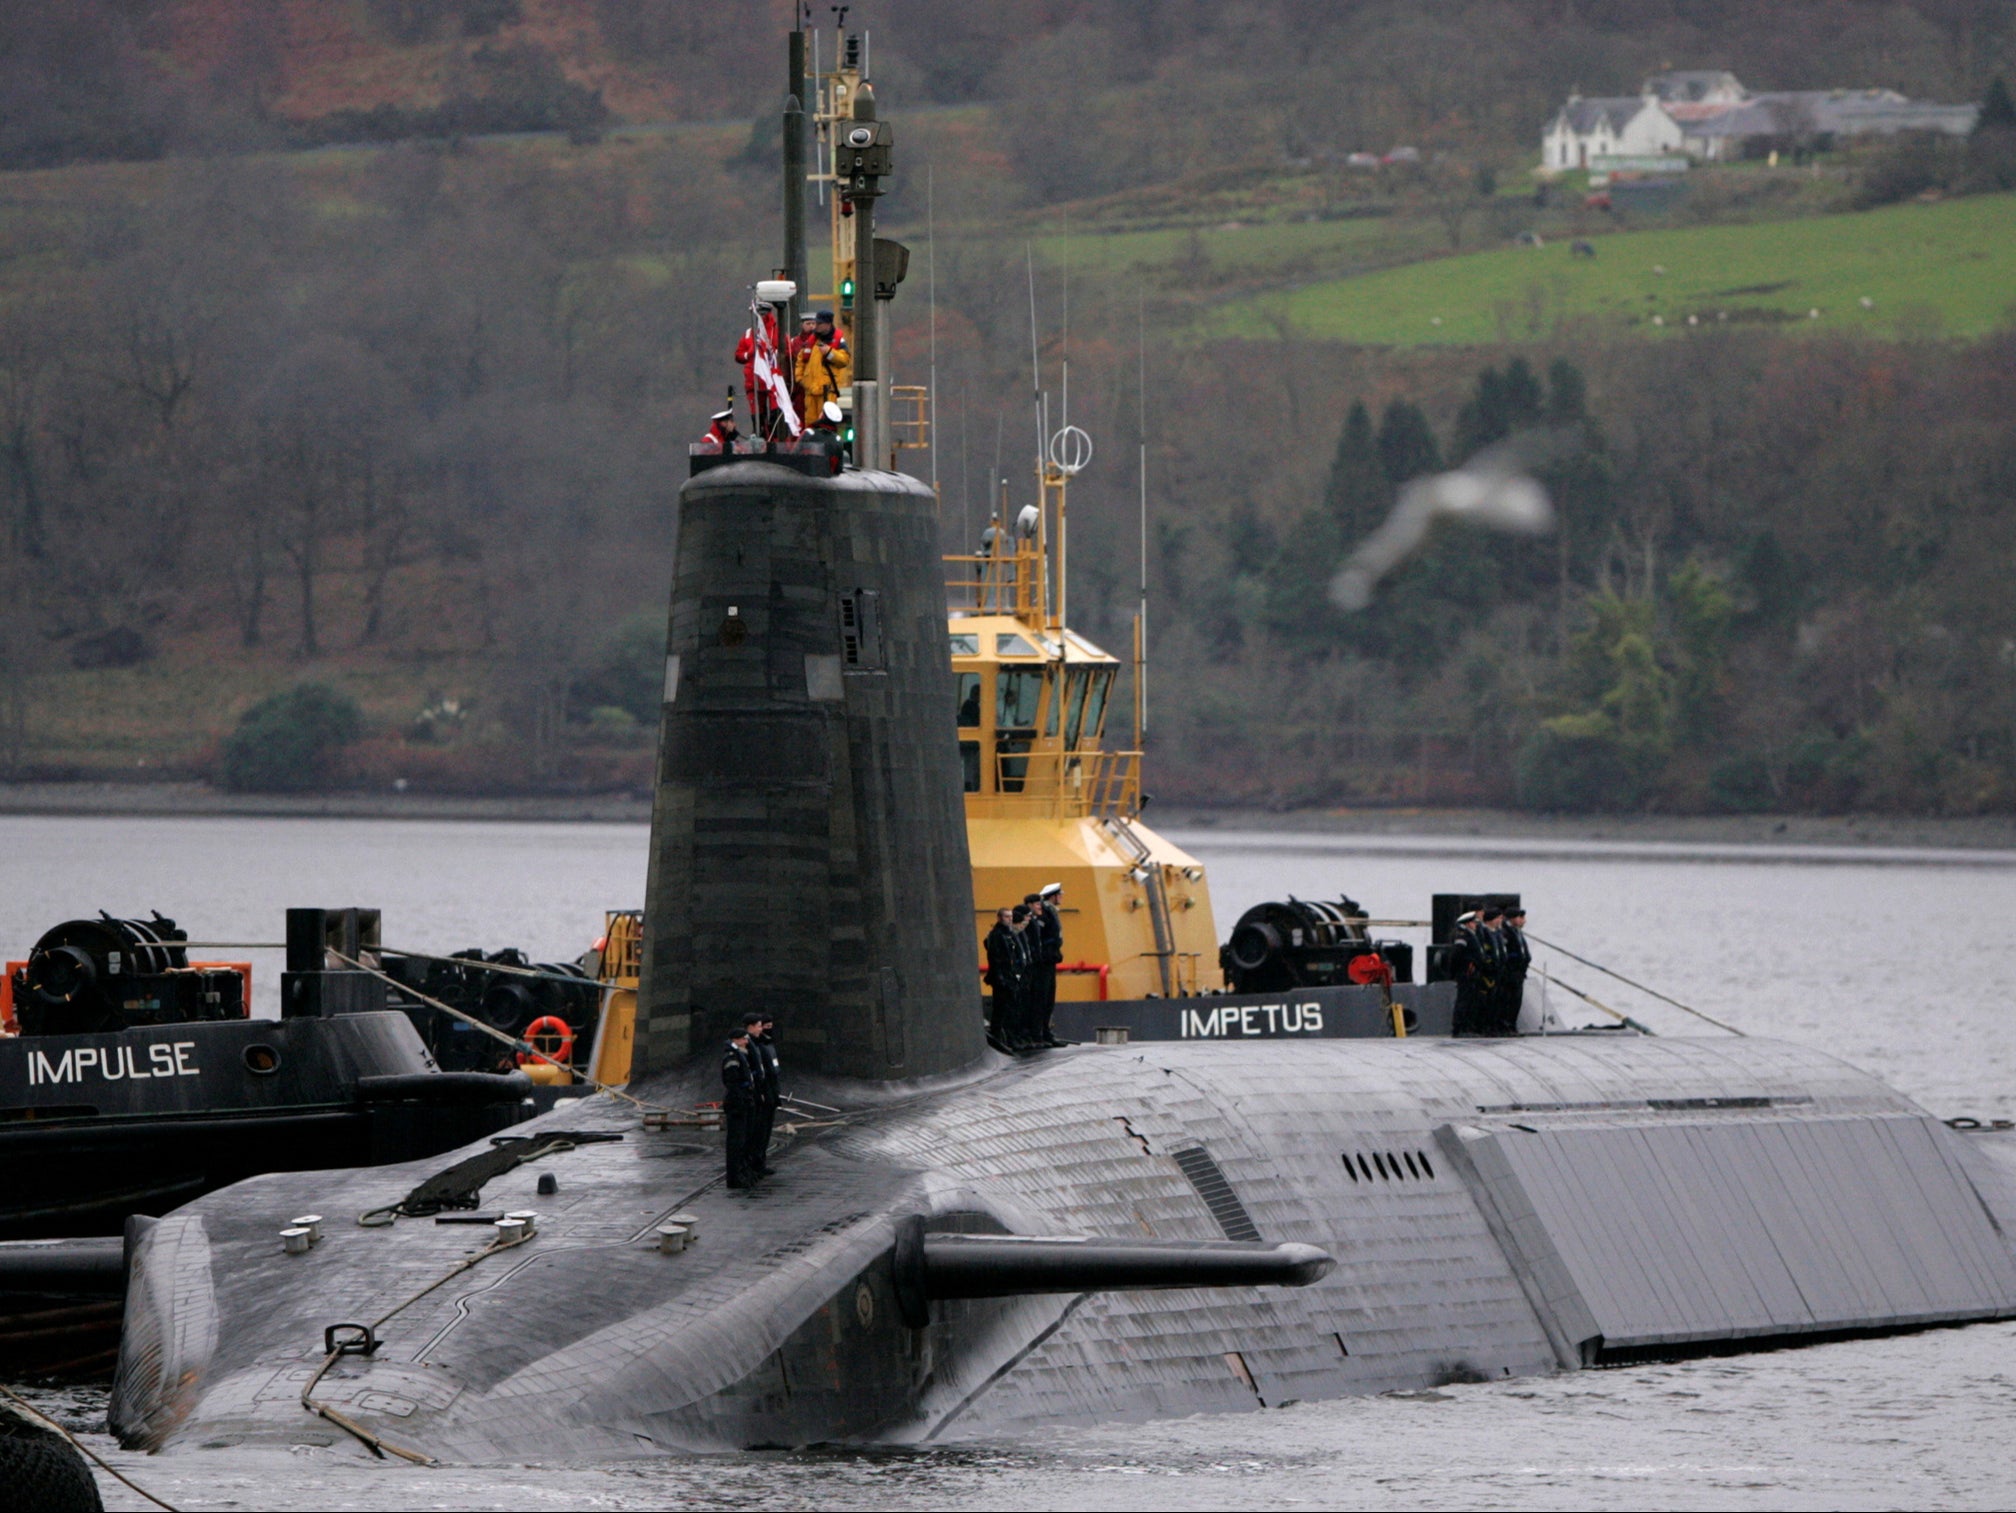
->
106 22 2016 1462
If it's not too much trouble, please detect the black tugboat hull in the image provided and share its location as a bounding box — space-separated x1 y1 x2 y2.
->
0 1014 528 1242
0 1012 530 1377
1051 982 1455 1043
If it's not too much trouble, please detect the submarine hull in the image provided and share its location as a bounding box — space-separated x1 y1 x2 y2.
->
112 1033 2016 1459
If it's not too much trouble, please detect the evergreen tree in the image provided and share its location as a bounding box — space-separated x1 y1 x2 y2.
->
1376 398 1441 484
1323 400 1386 543
1453 367 1509 458
1455 359 1543 458
1262 505 1349 658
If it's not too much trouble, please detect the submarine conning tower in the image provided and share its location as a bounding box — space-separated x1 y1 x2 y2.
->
636 463 987 1080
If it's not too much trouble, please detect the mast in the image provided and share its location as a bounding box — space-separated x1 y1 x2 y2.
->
849 82 881 468
1137 293 1149 744
782 25 807 331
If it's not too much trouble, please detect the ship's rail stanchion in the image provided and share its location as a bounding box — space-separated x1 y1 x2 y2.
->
944 541 1043 618
891 384 930 454
598 911 643 981
1059 961 1112 1000
987 746 1142 818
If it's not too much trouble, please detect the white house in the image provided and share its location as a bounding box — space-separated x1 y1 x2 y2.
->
1549 71 1980 166
1541 92 1685 170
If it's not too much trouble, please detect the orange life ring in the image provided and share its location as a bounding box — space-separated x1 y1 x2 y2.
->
518 1015 575 1068
1346 953 1394 987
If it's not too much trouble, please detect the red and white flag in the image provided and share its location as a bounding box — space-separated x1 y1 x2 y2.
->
749 302 801 438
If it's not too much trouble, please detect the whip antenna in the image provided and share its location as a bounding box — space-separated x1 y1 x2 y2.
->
927 162 939 501
1137 290 1149 740
1025 242 1043 464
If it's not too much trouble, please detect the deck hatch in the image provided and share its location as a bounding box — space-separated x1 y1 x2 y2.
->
1171 1146 1262 1242
1440 1113 2016 1366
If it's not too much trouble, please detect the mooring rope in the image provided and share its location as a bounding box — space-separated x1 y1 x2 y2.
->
328 950 685 1119
0 1382 181 1511
299 1224 541 1464
1542 971 1658 1035
1525 931 1744 1035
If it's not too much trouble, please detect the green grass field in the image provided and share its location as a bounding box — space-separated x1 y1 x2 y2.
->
1213 193 2016 345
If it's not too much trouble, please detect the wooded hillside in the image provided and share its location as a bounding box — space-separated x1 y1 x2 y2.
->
1 2 2013 812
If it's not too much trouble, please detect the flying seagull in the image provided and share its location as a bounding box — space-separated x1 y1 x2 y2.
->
1329 433 1559 612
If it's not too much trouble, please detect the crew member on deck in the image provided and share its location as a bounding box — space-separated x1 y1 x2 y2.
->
697 406 739 452
1450 909 1497 1037
750 1015 782 1175
983 906 1025 1054
1027 883 1065 1048
794 310 851 431
735 302 787 439
1495 906 1531 1034
1010 904 1043 1051
806 400 847 471
721 1015 764 1188
977 511 1004 593
788 311 820 403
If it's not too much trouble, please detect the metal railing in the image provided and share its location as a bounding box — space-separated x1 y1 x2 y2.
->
986 746 1140 818
891 384 931 452
600 910 642 985
944 544 1043 617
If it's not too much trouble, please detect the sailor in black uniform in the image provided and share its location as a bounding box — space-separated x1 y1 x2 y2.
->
1495 906 1531 1034
750 1014 782 1175
1449 909 1498 1037
1028 883 1065 1047
983 906 1026 1052
721 1015 764 1188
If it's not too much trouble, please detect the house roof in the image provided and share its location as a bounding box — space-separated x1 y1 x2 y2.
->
1678 89 1978 138
1661 100 1736 123
1645 70 1746 103
1556 96 1652 134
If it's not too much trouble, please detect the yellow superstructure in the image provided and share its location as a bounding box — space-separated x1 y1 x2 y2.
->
946 461 1223 1003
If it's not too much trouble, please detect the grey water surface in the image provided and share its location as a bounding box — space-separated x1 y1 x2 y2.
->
5 814 2014 1511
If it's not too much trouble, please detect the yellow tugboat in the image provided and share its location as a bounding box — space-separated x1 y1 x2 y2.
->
943 479 1220 1004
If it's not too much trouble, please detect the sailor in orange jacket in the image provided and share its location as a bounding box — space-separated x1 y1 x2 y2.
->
794 309 851 425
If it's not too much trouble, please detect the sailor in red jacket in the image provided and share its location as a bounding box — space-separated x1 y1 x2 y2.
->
735 305 792 439
695 407 739 453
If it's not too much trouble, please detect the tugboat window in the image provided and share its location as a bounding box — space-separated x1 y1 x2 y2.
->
996 668 1042 729
1083 668 1113 740
1064 666 1092 748
960 741 981 792
996 633 1039 658
948 633 979 656
997 668 1041 793
955 673 982 728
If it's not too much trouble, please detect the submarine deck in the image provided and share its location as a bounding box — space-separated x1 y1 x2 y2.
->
116 1033 2016 1460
